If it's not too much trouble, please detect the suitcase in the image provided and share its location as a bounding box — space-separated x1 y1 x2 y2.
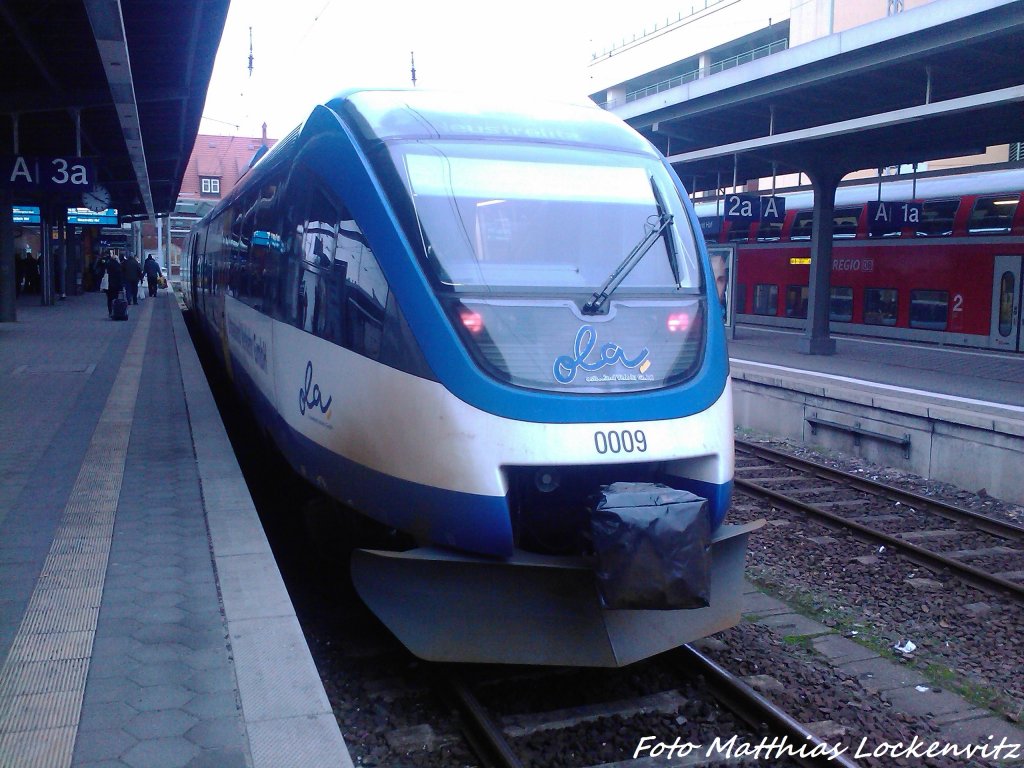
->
112 289 129 321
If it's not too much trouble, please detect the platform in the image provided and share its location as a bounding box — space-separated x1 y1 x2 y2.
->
0 291 352 768
728 325 1024 503
729 325 1024 407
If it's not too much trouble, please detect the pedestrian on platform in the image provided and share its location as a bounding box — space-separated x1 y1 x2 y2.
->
123 253 142 305
15 247 26 294
144 254 160 297
102 251 124 317
23 246 39 294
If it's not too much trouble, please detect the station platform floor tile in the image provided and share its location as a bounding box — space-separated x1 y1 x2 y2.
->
0 292 352 768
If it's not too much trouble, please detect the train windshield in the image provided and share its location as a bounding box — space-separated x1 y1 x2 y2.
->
387 141 708 393
391 143 701 293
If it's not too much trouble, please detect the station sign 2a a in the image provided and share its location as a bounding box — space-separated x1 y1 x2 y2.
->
723 193 786 222
2 155 96 191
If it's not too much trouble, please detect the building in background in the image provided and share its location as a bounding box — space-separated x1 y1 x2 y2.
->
587 0 1019 193
139 125 276 278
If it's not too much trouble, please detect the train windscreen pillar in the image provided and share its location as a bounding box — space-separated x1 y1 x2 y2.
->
799 168 840 356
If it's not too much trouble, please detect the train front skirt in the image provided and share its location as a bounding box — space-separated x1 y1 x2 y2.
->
351 519 763 667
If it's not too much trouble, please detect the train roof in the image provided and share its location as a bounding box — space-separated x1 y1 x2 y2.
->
203 90 662 225
693 166 1024 216
323 89 656 154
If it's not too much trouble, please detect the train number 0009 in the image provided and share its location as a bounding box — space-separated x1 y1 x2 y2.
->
594 429 647 454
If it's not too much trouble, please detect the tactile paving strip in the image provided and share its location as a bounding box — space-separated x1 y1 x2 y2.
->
0 303 153 768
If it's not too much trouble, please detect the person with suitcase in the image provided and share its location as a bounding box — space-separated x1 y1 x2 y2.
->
104 252 125 319
111 287 129 321
122 253 142 305
144 254 161 297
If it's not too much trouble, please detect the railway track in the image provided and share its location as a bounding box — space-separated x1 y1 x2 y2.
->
440 646 862 768
735 439 1024 600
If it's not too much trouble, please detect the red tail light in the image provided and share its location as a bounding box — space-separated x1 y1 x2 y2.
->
667 312 690 332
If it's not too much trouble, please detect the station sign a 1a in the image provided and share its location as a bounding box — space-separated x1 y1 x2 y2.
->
867 200 923 227
2 155 96 192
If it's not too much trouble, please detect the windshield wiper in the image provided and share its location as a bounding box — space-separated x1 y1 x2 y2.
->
582 178 679 315
652 177 682 287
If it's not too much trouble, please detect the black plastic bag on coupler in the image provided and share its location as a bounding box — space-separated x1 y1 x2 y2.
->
589 482 711 610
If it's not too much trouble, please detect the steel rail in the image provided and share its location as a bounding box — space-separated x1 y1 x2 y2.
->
734 476 1024 600
672 645 863 768
735 438 1024 542
443 672 524 768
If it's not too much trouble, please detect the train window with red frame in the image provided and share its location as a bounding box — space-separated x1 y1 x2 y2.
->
864 288 898 326
789 212 814 240
909 290 948 331
830 287 853 322
753 284 778 315
915 199 959 237
998 272 1016 337
727 221 752 242
833 210 860 238
788 208 860 240
756 219 783 241
968 195 1019 234
785 285 808 318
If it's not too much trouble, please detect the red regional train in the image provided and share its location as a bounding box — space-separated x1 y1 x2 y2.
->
694 168 1024 352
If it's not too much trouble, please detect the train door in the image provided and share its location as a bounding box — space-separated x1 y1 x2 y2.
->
990 255 1023 351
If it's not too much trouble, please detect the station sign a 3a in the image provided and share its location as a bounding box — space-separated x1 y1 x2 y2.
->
2 155 96 192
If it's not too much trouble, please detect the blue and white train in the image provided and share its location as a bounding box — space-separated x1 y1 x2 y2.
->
183 90 758 667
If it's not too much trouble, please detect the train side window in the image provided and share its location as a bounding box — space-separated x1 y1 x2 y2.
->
734 283 746 315
213 209 233 296
279 176 312 326
788 208 859 240
336 215 390 359
999 272 1015 337
756 219 782 242
909 290 948 331
752 284 778 315
231 193 255 303
968 195 1018 234
915 199 959 237
784 285 808 318
864 288 898 325
832 208 860 239
727 221 752 242
253 175 284 316
195 225 210 296
789 212 814 240
829 286 853 322
299 185 341 340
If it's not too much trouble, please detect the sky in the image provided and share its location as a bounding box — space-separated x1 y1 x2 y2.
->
199 0 687 138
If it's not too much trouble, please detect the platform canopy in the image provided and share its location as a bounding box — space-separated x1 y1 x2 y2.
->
0 0 230 219
614 0 1024 191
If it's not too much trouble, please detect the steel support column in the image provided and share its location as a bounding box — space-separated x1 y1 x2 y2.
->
0 189 14 321
799 167 842 355
40 207 54 306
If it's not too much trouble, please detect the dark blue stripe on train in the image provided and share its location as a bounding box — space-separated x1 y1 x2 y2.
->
222 340 730 556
